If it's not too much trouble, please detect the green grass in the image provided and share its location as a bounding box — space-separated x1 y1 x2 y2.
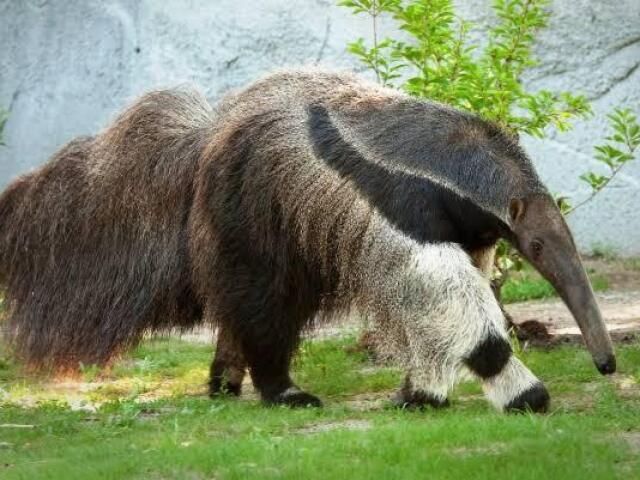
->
501 264 610 304
590 244 621 262
1 337 639 480
628 258 640 271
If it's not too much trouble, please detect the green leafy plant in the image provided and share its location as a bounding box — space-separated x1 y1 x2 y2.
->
568 108 640 213
339 0 591 136
340 0 638 299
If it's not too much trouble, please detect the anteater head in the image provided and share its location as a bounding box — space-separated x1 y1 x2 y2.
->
506 193 615 375
444 111 616 376
449 113 616 376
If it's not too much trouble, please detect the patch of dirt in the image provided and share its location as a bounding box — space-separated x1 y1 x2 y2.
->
552 392 596 412
506 290 640 347
612 374 638 390
294 419 372 435
610 374 640 399
343 391 393 411
43 380 106 394
454 392 484 404
1 376 212 410
621 432 640 453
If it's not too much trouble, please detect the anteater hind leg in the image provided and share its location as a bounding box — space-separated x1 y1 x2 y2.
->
239 310 322 408
209 325 247 397
214 272 321 408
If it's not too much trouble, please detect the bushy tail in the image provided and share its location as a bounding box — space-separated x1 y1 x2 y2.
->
0 175 30 286
1 87 214 372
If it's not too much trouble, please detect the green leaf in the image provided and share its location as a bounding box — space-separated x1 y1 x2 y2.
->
579 172 608 191
555 196 573 215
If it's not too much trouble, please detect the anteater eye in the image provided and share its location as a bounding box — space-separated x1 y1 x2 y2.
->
531 239 544 256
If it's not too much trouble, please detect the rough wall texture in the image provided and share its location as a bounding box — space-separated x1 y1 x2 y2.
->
1 0 639 254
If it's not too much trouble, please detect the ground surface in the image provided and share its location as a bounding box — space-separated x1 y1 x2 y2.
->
508 290 640 339
1 336 639 480
1 258 639 479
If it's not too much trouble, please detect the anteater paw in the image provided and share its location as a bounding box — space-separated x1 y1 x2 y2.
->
265 387 323 408
504 382 550 413
391 388 449 410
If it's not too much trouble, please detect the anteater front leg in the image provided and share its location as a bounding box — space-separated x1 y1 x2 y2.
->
410 244 548 413
362 239 548 413
239 301 322 408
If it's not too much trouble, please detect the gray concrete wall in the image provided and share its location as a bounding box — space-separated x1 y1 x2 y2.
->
1 0 639 254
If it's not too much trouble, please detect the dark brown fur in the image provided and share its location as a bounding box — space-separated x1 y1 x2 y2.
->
0 89 212 370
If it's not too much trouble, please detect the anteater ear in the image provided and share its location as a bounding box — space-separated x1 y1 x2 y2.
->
509 198 525 224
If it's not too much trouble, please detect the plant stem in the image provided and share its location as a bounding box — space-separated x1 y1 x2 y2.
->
371 1 380 84
492 0 536 122
567 139 637 215
566 164 623 215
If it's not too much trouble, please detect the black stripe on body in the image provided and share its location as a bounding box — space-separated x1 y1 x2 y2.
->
307 105 502 250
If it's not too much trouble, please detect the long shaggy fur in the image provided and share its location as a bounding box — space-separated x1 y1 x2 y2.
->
1 89 213 369
1 68 551 411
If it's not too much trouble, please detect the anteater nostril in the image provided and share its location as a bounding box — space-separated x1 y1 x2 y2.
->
596 354 616 375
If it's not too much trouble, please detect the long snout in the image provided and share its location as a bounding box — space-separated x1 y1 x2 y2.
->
528 247 616 375
554 264 616 374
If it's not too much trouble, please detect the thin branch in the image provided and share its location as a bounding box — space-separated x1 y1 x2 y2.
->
565 165 624 215
371 1 380 83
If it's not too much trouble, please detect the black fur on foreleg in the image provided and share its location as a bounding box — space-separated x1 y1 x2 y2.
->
265 386 323 408
504 382 550 413
221 276 323 408
391 375 449 410
247 348 322 408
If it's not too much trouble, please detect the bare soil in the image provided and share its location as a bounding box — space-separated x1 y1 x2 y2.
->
507 289 640 345
294 419 372 435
